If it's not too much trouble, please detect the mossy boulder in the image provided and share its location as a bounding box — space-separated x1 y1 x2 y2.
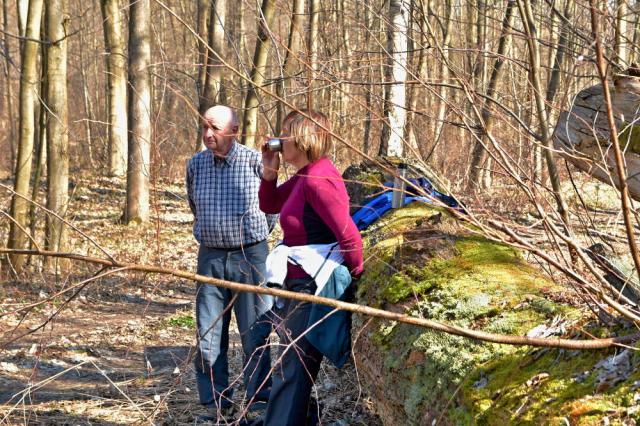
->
353 203 640 425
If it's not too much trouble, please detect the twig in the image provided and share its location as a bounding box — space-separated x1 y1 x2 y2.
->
1 247 638 350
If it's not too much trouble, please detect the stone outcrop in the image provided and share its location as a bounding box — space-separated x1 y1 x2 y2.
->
553 75 640 200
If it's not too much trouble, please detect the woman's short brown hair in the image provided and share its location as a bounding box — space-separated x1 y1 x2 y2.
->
282 109 332 162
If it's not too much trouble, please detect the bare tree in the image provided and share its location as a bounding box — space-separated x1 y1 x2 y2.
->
467 0 516 189
276 0 306 134
44 0 70 269
241 0 275 147
200 0 227 117
614 0 628 68
2 0 16 171
379 0 410 157
7 0 43 273
124 0 152 224
101 0 128 177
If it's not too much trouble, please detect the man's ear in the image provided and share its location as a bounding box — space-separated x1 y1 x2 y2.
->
231 125 239 134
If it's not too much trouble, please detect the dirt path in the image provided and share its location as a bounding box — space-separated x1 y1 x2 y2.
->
0 177 381 425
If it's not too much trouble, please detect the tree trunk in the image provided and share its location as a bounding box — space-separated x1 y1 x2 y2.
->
2 0 16 173
16 0 27 38
614 0 628 68
379 0 409 157
432 0 453 147
29 35 48 251
44 0 70 271
517 0 571 231
196 0 210 96
7 0 43 273
125 0 152 224
467 0 516 190
200 0 227 120
241 0 275 147
276 0 305 134
306 0 319 109
101 0 128 177
79 25 95 169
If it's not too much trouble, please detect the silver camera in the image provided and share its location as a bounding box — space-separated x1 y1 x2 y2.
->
266 138 282 152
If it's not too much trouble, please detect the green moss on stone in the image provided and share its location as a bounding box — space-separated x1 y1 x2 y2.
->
355 203 639 425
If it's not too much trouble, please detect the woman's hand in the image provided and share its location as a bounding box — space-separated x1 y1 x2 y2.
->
261 138 280 181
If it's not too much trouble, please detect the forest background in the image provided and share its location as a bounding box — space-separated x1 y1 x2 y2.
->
1 0 640 423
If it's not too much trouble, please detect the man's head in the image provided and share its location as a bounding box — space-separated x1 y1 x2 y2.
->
201 105 239 156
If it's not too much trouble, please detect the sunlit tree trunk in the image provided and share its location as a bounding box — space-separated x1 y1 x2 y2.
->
7 0 43 273
16 0 27 38
29 33 48 250
517 0 571 231
44 0 70 271
196 0 210 96
467 0 516 190
201 0 227 113
432 0 453 146
241 0 275 147
379 0 409 157
2 0 16 171
306 0 319 109
101 0 128 177
614 0 628 68
276 0 305 134
125 0 151 224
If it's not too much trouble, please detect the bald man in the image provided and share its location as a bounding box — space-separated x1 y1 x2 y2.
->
187 105 275 421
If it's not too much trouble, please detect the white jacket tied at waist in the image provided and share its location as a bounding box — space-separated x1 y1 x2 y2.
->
265 242 344 296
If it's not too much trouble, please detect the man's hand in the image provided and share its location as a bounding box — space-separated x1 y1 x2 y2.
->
261 139 280 181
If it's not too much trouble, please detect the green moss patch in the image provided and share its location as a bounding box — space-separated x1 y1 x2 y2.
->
354 204 639 425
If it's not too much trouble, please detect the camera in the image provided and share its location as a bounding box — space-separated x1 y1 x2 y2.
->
266 138 282 152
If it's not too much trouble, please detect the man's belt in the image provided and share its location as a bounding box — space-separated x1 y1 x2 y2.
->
206 239 265 252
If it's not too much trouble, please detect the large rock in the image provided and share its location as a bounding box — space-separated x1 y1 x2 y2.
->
553 76 640 201
348 167 640 425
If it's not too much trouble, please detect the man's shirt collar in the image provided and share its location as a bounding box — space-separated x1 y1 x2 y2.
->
213 140 239 167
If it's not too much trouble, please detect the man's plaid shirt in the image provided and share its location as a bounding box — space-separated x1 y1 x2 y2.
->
186 142 276 249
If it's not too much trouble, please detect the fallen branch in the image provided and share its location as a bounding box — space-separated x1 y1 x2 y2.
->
1 247 638 350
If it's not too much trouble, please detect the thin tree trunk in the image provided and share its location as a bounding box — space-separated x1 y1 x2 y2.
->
44 0 70 272
196 0 209 96
517 0 572 232
241 0 275 147
276 0 305 134
546 0 572 119
7 0 43 273
101 0 128 177
29 36 48 251
362 0 373 154
614 0 628 68
306 0 319 110
79 26 95 168
467 0 516 190
125 0 152 224
2 0 16 173
432 0 453 146
16 0 27 37
200 0 227 119
379 0 409 157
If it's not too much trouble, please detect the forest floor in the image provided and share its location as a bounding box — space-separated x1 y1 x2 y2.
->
0 176 382 425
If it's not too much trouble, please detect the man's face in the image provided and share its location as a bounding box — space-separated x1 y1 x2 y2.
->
201 111 237 156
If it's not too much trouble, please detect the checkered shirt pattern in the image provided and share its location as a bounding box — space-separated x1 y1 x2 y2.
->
186 142 276 249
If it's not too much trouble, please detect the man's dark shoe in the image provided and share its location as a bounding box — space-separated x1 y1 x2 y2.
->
195 405 237 423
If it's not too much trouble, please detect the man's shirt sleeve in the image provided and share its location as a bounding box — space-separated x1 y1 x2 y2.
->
186 158 196 216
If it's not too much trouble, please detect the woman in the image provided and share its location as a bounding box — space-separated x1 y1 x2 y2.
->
258 109 363 425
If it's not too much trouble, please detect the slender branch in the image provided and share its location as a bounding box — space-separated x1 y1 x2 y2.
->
1 247 638 350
